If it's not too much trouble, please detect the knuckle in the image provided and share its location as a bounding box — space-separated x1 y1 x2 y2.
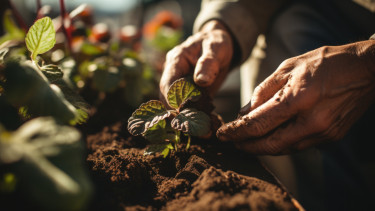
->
312 118 332 134
253 84 264 95
166 46 183 61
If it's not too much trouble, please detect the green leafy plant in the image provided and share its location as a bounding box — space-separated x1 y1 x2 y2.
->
0 117 93 210
128 78 211 157
0 15 88 125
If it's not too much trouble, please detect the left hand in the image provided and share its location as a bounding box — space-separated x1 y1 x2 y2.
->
217 40 375 155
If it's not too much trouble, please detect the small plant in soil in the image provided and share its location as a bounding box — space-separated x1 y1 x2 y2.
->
128 78 212 157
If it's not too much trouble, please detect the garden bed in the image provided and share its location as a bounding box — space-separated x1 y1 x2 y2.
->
83 119 301 210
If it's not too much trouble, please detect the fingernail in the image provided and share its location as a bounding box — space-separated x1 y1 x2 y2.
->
195 73 210 85
238 102 251 116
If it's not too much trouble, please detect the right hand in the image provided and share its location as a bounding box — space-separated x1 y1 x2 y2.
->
159 20 234 104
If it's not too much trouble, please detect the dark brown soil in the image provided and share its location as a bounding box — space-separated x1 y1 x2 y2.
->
85 121 302 211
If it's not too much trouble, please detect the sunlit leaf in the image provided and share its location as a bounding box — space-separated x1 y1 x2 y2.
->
128 100 172 136
25 17 56 60
70 108 88 125
171 108 210 136
167 78 201 109
143 119 176 143
143 118 166 142
0 48 9 64
0 10 25 45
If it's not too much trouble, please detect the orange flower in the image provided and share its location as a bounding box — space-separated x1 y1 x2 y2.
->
143 11 182 39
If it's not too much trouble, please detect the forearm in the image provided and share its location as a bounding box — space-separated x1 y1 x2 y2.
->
193 0 288 65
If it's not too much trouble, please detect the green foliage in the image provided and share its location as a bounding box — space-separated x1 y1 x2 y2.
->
0 14 88 125
92 66 124 92
40 64 64 82
171 108 211 136
0 117 93 210
128 100 172 136
150 26 183 51
0 10 25 45
128 78 211 157
2 60 85 124
25 17 56 61
167 78 201 109
80 42 104 56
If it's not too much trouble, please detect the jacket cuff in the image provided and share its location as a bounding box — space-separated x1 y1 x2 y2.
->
193 1 260 65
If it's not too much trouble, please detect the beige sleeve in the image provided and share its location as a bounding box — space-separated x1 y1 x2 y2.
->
193 0 287 64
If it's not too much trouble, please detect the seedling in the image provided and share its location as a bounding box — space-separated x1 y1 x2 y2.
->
128 78 211 157
0 14 88 125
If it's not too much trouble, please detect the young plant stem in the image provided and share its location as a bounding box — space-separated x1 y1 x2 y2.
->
31 60 49 82
175 130 180 150
59 0 72 55
8 0 28 32
186 135 191 150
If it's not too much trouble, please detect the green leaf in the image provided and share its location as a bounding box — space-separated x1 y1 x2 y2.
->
171 108 211 136
80 42 104 56
123 58 144 107
167 78 201 109
0 48 9 64
143 119 176 143
25 17 56 61
150 26 182 51
71 108 89 125
143 119 167 143
92 66 124 92
128 100 172 136
144 143 173 158
3 61 78 124
0 10 25 45
0 117 93 210
40 64 64 82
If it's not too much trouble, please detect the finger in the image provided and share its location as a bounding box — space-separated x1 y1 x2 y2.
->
194 54 220 87
250 60 293 110
238 101 251 117
233 118 312 155
159 35 203 100
217 86 298 142
290 137 328 152
193 33 232 87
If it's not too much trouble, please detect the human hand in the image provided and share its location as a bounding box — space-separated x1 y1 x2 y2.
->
217 40 375 155
159 20 233 104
